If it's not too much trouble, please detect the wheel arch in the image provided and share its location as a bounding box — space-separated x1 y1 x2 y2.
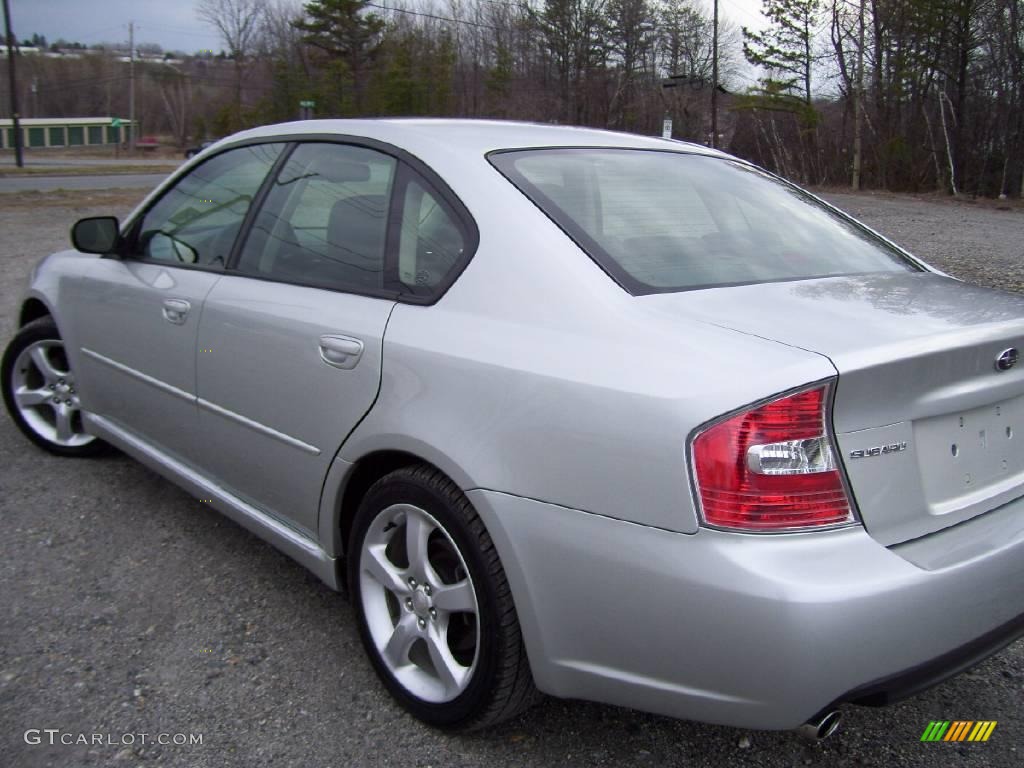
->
341 459 542 727
321 443 478 572
335 450 422 561
19 297 53 327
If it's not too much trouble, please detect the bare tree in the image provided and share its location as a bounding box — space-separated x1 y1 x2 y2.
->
19 0 1024 198
197 0 267 124
152 65 191 146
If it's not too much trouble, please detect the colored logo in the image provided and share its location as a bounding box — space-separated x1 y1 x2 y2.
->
921 721 997 742
995 347 1018 371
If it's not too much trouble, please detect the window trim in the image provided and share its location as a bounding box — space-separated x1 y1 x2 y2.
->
207 134 478 305
385 162 473 299
118 138 291 273
225 142 297 271
487 146 926 296
228 140 400 299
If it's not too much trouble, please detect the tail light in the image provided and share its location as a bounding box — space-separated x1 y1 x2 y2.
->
691 383 855 532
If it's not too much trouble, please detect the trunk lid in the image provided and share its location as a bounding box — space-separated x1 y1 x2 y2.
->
641 272 1024 545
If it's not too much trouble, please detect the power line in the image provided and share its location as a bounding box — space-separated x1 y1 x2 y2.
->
719 0 765 27
24 75 131 93
26 23 126 44
366 3 505 31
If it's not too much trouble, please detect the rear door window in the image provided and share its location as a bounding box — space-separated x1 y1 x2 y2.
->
235 142 396 293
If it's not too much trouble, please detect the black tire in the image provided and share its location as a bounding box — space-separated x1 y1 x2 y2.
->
1 317 109 457
348 464 540 730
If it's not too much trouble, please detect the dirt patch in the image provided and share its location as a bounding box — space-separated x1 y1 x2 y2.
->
812 185 1024 212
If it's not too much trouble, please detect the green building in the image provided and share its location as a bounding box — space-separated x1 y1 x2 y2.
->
0 117 135 150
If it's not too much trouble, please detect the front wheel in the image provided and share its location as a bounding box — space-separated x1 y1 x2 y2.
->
348 465 539 730
1 317 108 457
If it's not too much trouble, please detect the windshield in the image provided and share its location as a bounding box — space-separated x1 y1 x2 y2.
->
489 148 918 294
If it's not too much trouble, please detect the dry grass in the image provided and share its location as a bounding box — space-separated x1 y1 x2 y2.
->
0 188 148 210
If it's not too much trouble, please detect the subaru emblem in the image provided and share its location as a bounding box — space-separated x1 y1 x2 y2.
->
995 348 1019 371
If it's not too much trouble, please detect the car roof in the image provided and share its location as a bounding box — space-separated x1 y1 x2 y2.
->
219 118 726 159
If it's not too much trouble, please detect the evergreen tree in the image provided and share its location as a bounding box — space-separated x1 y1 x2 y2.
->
742 0 821 105
606 0 656 128
533 0 608 122
293 0 386 112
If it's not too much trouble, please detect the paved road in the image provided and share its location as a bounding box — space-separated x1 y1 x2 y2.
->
0 173 170 193
0 155 182 168
0 191 1021 768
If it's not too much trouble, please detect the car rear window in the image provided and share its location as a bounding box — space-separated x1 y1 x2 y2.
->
489 148 918 294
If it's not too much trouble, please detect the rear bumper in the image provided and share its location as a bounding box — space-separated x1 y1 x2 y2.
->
837 608 1024 708
467 490 1024 730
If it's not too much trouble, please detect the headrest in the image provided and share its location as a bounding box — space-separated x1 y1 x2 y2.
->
313 155 371 183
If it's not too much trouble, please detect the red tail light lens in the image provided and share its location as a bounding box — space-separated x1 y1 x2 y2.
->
692 384 854 531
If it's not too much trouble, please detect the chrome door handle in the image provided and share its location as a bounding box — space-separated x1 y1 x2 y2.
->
162 298 191 325
319 335 364 370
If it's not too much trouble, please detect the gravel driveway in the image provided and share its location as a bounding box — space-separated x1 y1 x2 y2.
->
1 188 1022 768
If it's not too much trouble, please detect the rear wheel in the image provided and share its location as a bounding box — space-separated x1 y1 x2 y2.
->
1 317 108 457
348 465 539 730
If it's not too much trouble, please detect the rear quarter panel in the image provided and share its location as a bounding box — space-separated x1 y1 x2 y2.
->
341 168 836 533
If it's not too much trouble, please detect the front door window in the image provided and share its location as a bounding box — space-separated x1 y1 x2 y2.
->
132 143 285 267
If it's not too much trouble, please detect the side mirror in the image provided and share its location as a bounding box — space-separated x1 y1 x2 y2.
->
71 216 120 254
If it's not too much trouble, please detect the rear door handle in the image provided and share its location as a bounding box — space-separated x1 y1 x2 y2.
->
319 335 364 370
162 298 191 325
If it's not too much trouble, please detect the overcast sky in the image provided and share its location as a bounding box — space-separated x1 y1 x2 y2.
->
11 0 767 54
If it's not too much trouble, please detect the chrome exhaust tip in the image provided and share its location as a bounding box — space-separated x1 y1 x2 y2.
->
798 710 842 741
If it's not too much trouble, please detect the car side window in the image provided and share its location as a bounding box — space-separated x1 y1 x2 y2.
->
396 176 467 293
131 143 284 267
236 143 396 292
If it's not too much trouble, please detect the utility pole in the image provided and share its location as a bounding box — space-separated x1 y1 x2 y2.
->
183 72 191 147
711 0 719 149
2 0 23 166
852 0 865 191
128 20 135 152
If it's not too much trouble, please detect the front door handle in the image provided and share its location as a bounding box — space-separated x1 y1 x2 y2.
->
162 298 191 325
319 335 364 370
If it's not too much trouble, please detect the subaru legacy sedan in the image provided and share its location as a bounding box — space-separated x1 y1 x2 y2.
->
4 120 1024 737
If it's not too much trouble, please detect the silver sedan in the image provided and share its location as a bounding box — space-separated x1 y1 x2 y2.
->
4 120 1024 737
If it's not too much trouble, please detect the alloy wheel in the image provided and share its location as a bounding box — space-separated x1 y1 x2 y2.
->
9 339 94 448
358 503 480 703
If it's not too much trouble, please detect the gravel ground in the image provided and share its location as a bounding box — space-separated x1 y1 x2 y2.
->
822 190 1024 293
1 188 1022 768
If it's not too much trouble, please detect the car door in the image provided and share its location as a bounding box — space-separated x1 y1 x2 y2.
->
71 142 285 462
193 142 402 537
